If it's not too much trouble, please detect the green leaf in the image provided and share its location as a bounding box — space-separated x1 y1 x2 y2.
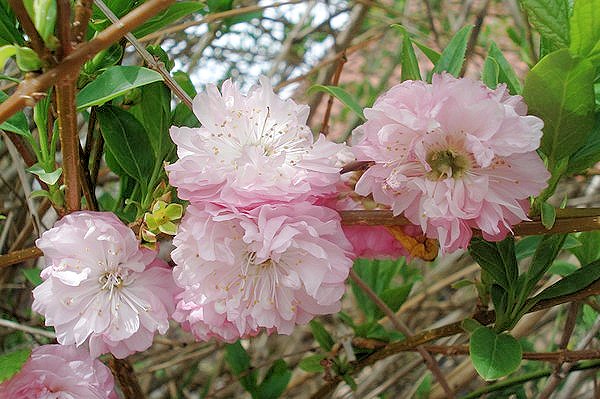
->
307 85 365 121
488 42 523 94
533 259 600 302
517 234 580 260
30 0 56 44
97 105 155 185
0 2 24 45
208 0 233 13
482 56 499 89
469 238 510 290
470 327 522 380
15 46 42 71
0 44 15 69
76 66 163 109
520 0 570 48
569 0 600 64
413 40 441 64
225 341 257 394
172 71 197 97
22 268 42 286
129 82 173 161
431 25 473 78
133 2 204 38
0 348 30 383
540 202 556 229
309 320 334 352
378 284 412 317
0 90 30 137
256 359 291 399
566 115 600 174
26 164 62 185
401 33 421 81
570 231 600 265
524 234 567 294
523 49 596 166
299 354 327 373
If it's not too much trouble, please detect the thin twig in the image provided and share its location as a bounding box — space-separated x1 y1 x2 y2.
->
94 0 193 110
0 318 56 338
349 269 455 398
73 0 94 43
320 52 347 136
7 0 50 62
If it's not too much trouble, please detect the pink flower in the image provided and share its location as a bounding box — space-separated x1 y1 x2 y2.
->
352 74 549 252
32 211 178 358
0 344 117 398
171 203 353 342
167 77 344 209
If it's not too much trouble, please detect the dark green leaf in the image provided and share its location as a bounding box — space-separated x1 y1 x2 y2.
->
0 2 23 45
524 234 567 294
413 40 441 64
378 284 412 317
171 102 200 128
309 320 334 352
15 46 42 71
76 66 163 109
482 56 499 89
97 105 155 185
172 71 197 97
470 327 522 380
342 374 358 391
400 32 421 81
569 0 600 64
225 341 257 394
0 348 30 383
351 258 404 320
431 25 473 78
104 146 126 177
520 0 570 48
488 42 523 94
533 259 600 302
548 260 578 276
208 0 233 13
256 359 291 399
469 238 509 290
523 49 595 166
133 2 204 38
566 115 600 174
307 85 365 121
516 234 580 260
299 354 327 373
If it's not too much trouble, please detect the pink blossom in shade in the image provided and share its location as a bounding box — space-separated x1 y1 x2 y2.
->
171 203 354 341
0 344 117 399
352 74 550 253
166 76 344 209
32 211 178 359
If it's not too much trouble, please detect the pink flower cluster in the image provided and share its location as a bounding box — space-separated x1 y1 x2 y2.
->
0 344 117 398
353 74 549 252
32 211 178 358
168 78 355 342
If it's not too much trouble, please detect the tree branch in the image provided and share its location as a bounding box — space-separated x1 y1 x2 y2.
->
0 0 176 125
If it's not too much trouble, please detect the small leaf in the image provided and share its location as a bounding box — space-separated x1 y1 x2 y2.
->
413 40 441 64
570 231 600 265
470 327 522 380
431 25 473 78
256 359 291 399
26 164 62 185
172 71 197 97
76 66 163 109
461 318 483 333
533 259 600 302
377 284 412 318
541 202 556 229
15 46 42 71
309 320 334 352
401 33 421 81
225 341 257 394
299 354 327 373
0 44 15 70
0 348 31 383
488 42 523 94
524 234 567 294
469 238 509 290
481 56 499 89
307 85 365 121
520 0 570 48
0 3 24 45
97 105 155 185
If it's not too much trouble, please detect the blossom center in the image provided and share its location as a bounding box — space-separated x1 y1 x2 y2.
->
99 271 123 291
425 149 470 180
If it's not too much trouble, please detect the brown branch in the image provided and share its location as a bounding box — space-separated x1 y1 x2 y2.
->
107 357 145 399
56 0 73 58
0 247 43 267
0 0 176 125
349 270 455 398
73 0 94 43
320 52 347 136
7 0 50 61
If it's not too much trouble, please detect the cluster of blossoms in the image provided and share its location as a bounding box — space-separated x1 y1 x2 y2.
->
168 77 355 341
